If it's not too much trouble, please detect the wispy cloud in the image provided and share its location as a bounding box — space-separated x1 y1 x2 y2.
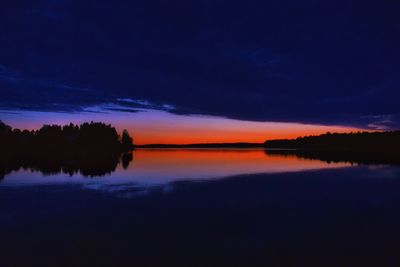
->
116 98 177 112
362 114 398 130
0 65 177 114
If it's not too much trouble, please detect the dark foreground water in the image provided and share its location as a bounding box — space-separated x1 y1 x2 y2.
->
1 149 400 266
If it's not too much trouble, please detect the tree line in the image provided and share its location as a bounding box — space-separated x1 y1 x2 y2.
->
0 120 134 155
264 131 400 152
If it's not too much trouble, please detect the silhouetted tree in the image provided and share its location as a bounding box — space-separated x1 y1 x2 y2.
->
121 130 134 150
0 121 11 133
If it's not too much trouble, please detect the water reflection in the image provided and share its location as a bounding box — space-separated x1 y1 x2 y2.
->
122 149 352 183
265 149 400 165
0 151 133 180
2 149 400 266
1 149 353 188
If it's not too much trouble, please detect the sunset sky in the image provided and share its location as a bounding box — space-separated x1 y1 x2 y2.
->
1 107 363 144
1 0 399 144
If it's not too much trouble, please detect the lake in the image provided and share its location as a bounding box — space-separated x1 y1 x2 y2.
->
1 149 400 266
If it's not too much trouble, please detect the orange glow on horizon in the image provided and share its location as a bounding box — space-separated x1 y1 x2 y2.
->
115 111 365 145
1 108 367 145
126 126 363 145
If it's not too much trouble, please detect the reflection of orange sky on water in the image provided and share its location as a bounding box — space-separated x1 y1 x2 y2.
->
115 149 352 183
2 108 365 144
2 149 353 186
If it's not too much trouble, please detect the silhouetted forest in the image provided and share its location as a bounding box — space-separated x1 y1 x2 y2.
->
0 120 134 154
264 131 400 152
0 121 134 179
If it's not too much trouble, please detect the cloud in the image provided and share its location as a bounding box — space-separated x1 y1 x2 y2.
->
117 98 152 106
115 98 177 112
363 115 399 131
103 108 141 113
1 0 400 129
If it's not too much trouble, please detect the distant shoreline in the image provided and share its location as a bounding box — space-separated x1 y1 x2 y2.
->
136 131 400 154
134 143 265 148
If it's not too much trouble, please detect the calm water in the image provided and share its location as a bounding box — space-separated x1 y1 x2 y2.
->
1 149 400 266
1 149 352 189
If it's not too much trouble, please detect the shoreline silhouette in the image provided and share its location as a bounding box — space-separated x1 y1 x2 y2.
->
3 120 399 152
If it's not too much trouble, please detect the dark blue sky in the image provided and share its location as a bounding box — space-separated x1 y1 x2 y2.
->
1 0 400 129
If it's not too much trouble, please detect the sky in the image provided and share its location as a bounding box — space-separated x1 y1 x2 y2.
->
1 0 399 144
